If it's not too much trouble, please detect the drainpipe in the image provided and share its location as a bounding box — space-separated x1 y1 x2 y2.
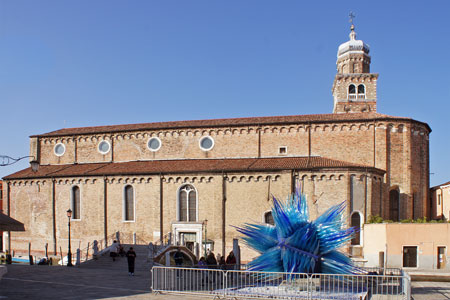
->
291 170 296 194
52 178 57 255
364 169 368 221
257 126 261 158
103 176 108 246
160 174 164 243
74 138 77 163
308 123 312 157
111 136 114 162
7 181 11 253
222 173 227 256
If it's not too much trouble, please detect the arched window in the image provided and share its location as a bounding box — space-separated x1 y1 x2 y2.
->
178 185 197 222
348 84 356 94
71 186 80 220
264 211 274 225
358 84 365 99
124 185 134 221
348 84 356 100
389 189 400 222
358 84 365 94
351 212 361 245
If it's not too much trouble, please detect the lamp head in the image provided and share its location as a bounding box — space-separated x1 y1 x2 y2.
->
30 160 39 172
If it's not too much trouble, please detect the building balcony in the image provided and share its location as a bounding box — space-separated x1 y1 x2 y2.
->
348 94 366 100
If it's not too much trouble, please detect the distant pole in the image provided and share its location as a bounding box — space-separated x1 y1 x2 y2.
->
67 209 73 267
203 219 208 257
28 242 33 265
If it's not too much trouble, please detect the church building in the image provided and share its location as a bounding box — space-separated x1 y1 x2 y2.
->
2 25 431 261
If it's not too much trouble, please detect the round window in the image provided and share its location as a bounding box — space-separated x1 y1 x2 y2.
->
199 136 214 151
147 137 161 151
54 143 66 156
98 140 111 154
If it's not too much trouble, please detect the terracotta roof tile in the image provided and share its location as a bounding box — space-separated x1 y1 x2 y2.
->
32 112 430 138
3 156 384 180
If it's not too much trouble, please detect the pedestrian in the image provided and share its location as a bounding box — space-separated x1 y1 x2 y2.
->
118 244 126 257
198 256 208 286
174 248 184 267
226 250 238 285
198 256 207 268
206 251 218 284
218 256 226 270
206 251 217 269
174 248 184 278
110 240 119 262
126 247 137 276
226 250 237 270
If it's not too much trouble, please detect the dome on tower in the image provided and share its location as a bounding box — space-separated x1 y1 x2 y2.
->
337 25 370 58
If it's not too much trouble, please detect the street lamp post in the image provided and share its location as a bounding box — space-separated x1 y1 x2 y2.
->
203 219 208 257
66 209 73 267
0 155 39 172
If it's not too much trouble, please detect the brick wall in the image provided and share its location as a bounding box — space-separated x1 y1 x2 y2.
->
32 118 430 221
6 168 384 261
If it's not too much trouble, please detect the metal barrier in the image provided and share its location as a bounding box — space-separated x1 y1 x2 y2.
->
151 266 411 299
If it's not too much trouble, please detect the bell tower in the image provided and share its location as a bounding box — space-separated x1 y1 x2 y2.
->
332 20 378 113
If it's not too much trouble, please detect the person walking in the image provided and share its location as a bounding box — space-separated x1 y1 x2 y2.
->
174 248 184 278
110 240 119 262
126 247 137 276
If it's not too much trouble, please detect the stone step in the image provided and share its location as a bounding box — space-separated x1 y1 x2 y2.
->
77 243 152 271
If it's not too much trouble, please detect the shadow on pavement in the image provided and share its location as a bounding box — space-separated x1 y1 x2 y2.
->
0 264 152 300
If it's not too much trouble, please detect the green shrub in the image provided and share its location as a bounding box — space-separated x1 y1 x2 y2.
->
366 215 447 224
367 215 383 224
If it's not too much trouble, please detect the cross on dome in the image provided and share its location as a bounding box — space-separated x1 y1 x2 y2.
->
337 12 369 58
349 11 355 26
349 11 356 40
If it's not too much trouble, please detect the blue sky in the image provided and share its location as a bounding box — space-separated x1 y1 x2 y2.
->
0 1 449 186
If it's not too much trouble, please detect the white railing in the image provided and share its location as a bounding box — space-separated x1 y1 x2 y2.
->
348 94 366 100
151 266 411 299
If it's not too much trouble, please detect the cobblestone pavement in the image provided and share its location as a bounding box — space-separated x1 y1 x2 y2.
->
411 281 450 300
0 264 197 300
1 264 450 299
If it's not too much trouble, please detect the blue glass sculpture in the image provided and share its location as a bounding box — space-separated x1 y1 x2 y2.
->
235 188 360 274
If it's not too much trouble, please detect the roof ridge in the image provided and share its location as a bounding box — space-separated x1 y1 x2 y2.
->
3 156 385 180
31 112 427 138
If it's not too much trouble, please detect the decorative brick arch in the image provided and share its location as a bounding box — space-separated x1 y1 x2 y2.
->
350 211 363 246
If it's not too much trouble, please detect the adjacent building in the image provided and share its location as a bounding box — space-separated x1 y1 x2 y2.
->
364 223 450 270
431 181 450 221
0 180 3 252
